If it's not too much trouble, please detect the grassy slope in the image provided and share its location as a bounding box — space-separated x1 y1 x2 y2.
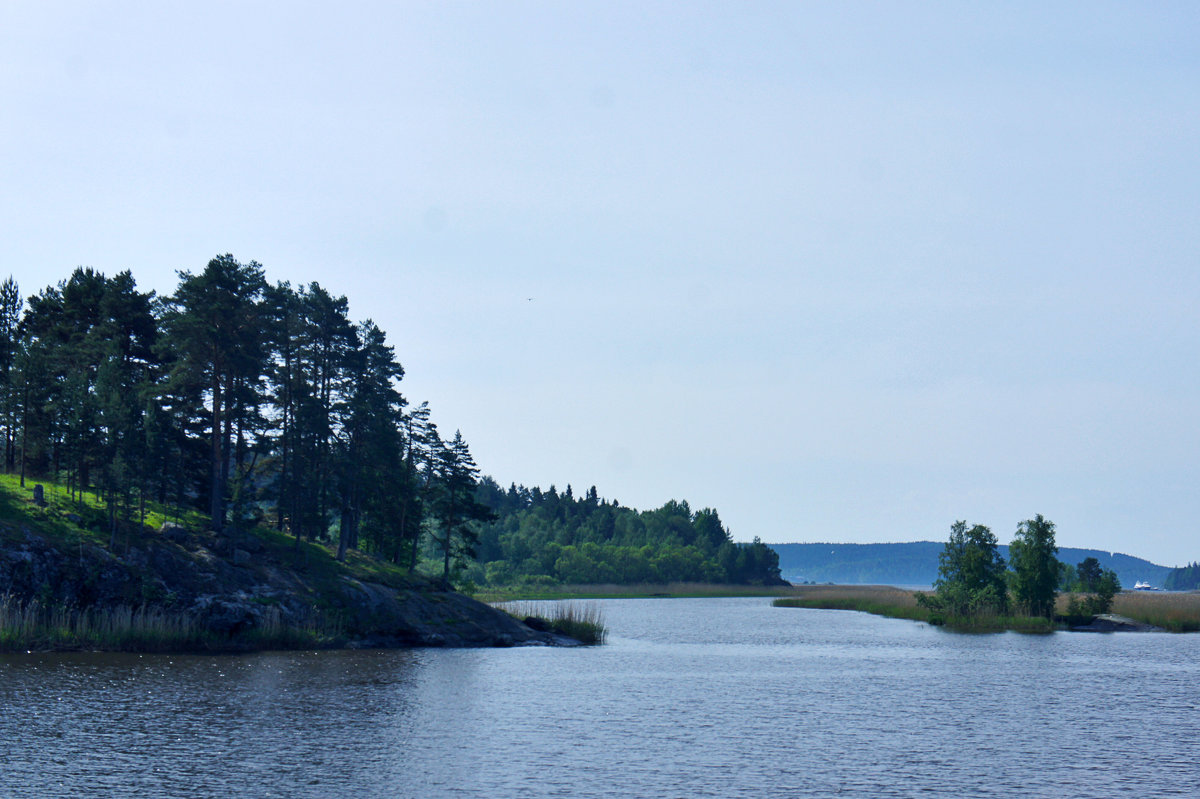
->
0 475 429 651
0 473 417 590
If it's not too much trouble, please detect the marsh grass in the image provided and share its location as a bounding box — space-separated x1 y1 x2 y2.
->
0 596 339 653
496 600 608 645
1109 591 1200 632
773 585 926 617
772 585 1059 633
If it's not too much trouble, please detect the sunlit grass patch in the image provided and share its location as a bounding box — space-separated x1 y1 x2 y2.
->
0 473 206 547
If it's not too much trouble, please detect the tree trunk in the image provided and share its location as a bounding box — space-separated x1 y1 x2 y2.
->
337 507 351 562
210 370 223 530
18 379 27 488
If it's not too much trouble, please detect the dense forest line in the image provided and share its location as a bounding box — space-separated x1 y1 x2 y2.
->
1165 563 1200 591
467 480 783 587
0 257 780 586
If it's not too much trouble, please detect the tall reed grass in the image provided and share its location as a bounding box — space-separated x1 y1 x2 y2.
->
1110 591 1200 632
497 600 608 645
772 585 1059 633
0 596 338 653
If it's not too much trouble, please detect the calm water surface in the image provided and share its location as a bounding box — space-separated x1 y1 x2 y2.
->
3 597 1198 797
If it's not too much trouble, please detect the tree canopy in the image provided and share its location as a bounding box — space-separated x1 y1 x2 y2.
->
920 515 1097 622
465 480 785 586
1009 514 1060 618
2 259 777 588
924 521 1008 616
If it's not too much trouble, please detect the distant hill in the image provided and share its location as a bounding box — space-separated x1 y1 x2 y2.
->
767 541 1173 589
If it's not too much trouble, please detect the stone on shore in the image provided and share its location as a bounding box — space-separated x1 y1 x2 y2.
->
1070 613 1161 632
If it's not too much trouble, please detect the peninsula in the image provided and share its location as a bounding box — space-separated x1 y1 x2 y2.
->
1 475 578 652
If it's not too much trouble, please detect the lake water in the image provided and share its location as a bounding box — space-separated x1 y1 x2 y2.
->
3 597 1199 798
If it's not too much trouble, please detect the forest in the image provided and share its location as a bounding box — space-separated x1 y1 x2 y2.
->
469 480 783 587
0 256 781 587
1165 563 1200 591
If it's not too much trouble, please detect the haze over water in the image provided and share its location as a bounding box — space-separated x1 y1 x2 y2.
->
4 598 1198 797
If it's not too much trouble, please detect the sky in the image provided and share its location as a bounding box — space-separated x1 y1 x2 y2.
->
2 2 1198 566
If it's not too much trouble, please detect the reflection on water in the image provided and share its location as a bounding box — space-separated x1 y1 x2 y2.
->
3 598 1199 798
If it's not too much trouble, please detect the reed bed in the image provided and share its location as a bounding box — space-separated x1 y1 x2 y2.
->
0 596 337 653
1110 591 1200 632
496 600 608 645
773 585 928 622
772 585 1059 633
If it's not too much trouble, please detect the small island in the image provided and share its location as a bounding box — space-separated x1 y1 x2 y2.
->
775 517 1200 633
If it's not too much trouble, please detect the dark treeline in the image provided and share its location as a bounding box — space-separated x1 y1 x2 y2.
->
467 479 785 587
1165 563 1200 591
3 257 778 587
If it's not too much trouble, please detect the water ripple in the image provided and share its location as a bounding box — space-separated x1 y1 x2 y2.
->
3 598 1199 798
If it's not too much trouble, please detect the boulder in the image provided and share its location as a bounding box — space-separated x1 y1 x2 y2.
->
1071 613 1161 632
191 596 259 636
523 615 551 632
159 522 189 544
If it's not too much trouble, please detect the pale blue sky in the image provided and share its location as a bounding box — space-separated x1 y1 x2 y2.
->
2 2 1198 565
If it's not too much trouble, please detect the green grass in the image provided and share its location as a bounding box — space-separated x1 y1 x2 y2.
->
495 600 608 645
0 471 420 586
0 473 207 547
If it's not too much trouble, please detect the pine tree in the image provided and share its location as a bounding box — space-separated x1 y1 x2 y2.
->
335 320 406 561
161 255 267 532
0 277 22 472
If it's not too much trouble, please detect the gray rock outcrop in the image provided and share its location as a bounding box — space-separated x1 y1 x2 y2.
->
1070 613 1161 632
0 524 575 649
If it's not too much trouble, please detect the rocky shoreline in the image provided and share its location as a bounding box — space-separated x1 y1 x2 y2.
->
1069 613 1162 633
0 523 579 651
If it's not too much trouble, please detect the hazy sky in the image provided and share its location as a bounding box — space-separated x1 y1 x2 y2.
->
3 2 1198 565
